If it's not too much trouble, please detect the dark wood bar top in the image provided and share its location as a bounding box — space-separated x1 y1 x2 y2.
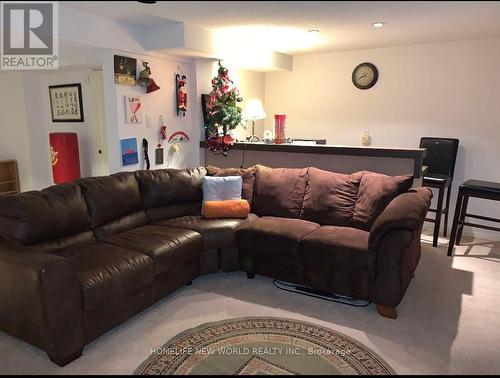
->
199 141 426 159
200 141 426 178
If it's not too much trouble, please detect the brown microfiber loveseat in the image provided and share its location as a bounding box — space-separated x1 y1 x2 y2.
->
0 164 431 366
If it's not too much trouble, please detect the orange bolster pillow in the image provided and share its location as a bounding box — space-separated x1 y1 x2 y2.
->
203 199 250 219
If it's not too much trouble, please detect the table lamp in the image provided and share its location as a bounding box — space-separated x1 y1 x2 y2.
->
244 99 266 142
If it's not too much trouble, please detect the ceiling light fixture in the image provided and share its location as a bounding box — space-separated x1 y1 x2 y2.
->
372 22 385 28
307 29 320 34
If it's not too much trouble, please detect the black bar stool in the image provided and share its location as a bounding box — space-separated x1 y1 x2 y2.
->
447 180 500 256
419 137 459 247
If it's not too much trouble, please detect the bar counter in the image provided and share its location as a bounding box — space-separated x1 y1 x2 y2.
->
200 141 426 180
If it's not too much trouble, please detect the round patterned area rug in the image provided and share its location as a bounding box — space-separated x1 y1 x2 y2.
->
135 317 395 375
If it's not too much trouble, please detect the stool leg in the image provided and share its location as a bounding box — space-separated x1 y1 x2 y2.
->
433 185 445 247
447 190 464 256
456 195 469 245
443 185 452 237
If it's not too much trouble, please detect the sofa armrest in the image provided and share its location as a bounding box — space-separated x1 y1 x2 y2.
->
0 247 85 366
369 188 432 308
369 187 432 251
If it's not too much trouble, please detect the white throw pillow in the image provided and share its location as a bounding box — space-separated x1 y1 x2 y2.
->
202 176 243 203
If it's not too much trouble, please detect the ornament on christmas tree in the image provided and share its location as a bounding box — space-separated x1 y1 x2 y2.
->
205 61 244 155
137 61 161 94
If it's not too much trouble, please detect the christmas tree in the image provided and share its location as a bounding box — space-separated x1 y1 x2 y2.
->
205 62 244 155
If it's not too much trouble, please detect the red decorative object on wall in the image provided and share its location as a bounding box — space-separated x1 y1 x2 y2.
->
49 132 81 184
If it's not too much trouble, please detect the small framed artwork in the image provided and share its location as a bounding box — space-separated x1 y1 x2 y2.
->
120 138 139 166
114 55 137 85
49 83 84 122
155 148 164 165
125 95 143 124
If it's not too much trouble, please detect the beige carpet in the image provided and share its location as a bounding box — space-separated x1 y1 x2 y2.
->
1 232 499 375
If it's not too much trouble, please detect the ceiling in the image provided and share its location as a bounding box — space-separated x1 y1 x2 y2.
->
63 1 500 55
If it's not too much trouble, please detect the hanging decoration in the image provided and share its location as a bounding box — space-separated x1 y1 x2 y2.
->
137 61 161 94
155 148 164 165
157 115 167 148
176 72 187 117
142 138 151 170
205 61 244 156
168 131 190 143
155 115 167 165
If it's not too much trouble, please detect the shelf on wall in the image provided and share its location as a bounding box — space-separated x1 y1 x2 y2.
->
0 160 20 195
0 191 18 195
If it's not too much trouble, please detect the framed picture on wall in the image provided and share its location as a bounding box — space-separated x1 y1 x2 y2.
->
114 55 137 86
120 138 139 166
49 83 84 122
125 95 143 124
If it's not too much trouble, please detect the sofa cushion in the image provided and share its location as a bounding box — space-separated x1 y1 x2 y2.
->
301 226 373 271
137 167 206 208
301 168 362 226
136 168 206 222
78 172 143 229
94 211 149 239
53 241 154 311
252 165 309 218
156 214 258 250
102 225 202 276
202 176 242 202
0 183 91 245
236 216 319 256
352 172 414 230
206 165 256 205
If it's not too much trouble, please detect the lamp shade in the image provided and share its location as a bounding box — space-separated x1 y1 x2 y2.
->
244 99 266 121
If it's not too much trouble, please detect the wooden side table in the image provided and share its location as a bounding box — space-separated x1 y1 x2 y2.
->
447 179 500 256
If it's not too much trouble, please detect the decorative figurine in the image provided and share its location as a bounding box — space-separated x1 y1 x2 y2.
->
137 61 160 94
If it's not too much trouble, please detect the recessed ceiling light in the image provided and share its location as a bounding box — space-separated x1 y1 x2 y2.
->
372 22 385 28
307 29 320 34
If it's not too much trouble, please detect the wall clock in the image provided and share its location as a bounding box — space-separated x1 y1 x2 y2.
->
352 62 378 90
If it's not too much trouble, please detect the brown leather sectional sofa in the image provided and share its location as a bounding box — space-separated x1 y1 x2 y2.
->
0 164 431 366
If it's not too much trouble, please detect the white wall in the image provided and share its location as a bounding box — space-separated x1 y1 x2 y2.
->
0 72 33 192
232 67 266 141
22 68 99 189
265 37 500 238
103 50 200 172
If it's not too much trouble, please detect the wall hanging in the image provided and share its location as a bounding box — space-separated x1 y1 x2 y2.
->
125 95 143 124
157 115 167 147
120 138 139 166
155 148 164 165
155 115 167 165
176 72 187 117
49 83 84 122
137 61 161 93
168 131 190 143
49 132 81 184
204 61 244 156
114 55 137 86
142 138 150 170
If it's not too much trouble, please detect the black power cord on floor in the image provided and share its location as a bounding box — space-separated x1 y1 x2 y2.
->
273 280 371 308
